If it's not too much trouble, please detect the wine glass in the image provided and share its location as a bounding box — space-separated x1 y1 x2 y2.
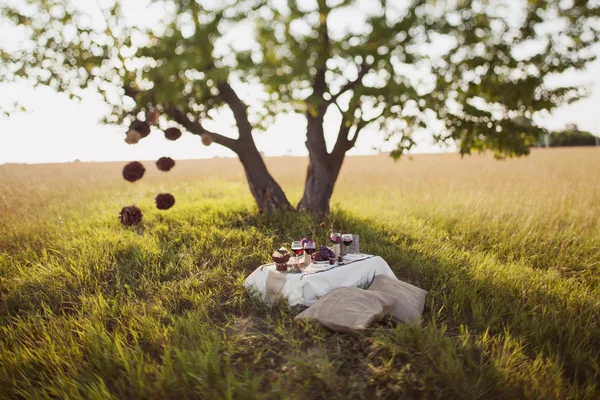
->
291 241 303 265
303 239 316 258
330 232 342 259
342 234 353 254
330 232 341 244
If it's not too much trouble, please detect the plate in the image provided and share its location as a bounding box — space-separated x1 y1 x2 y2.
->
309 261 338 269
343 253 369 261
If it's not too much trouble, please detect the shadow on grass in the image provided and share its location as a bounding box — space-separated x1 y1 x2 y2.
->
1 205 598 398
228 209 599 397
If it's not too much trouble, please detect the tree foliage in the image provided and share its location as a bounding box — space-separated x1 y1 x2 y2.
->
549 124 598 147
1 0 599 158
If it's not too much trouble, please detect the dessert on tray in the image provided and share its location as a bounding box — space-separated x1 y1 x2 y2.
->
272 248 291 271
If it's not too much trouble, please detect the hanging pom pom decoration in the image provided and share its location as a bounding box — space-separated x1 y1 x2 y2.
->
125 129 142 145
156 157 175 172
130 120 151 138
201 133 213 146
122 161 146 182
146 110 160 125
165 127 182 141
119 205 143 226
155 193 175 210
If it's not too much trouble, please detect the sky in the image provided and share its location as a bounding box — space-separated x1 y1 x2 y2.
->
0 0 599 164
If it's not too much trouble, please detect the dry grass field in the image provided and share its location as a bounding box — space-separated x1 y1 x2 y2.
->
1 147 599 398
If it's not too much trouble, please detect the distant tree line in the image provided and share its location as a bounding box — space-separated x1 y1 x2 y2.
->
547 124 598 147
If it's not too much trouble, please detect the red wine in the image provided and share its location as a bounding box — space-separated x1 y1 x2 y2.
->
343 240 353 246
304 248 316 255
292 248 304 255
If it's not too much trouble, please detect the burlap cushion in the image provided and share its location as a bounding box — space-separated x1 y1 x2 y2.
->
265 270 286 305
294 287 395 333
368 275 428 324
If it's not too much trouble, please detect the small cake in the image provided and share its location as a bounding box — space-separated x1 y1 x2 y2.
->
272 250 291 272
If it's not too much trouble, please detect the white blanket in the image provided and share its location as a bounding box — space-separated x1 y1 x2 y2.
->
244 255 397 307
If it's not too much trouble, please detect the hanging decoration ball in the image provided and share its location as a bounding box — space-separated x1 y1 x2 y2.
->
130 120 151 138
165 127 182 141
201 133 214 146
146 110 160 125
122 161 146 182
119 205 143 226
155 193 176 210
124 129 142 145
156 157 175 172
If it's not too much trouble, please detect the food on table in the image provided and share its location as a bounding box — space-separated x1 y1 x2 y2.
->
278 247 289 255
272 250 291 263
275 264 288 272
312 246 335 262
272 249 291 271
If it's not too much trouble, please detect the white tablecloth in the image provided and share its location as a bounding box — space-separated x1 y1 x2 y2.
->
244 255 397 307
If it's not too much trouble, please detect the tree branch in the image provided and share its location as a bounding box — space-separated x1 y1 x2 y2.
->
347 123 365 149
331 116 352 158
124 82 245 151
346 107 384 149
331 103 383 157
328 61 371 105
167 107 239 152
124 83 248 153
217 81 253 139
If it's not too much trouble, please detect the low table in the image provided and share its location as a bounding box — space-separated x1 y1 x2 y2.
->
244 255 397 307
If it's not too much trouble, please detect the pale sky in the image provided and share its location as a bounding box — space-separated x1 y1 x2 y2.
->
0 0 599 164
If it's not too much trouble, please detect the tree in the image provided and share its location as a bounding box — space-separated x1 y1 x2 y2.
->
2 0 599 213
550 124 598 147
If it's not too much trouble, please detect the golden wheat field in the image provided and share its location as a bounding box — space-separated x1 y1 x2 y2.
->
2 148 600 243
1 147 599 398
2 147 599 213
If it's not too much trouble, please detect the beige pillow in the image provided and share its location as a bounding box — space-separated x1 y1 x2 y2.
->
294 287 395 333
368 275 428 324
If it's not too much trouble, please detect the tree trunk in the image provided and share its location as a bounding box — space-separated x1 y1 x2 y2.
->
238 145 292 213
297 150 345 214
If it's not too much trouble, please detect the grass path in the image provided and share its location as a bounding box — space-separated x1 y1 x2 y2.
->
1 149 599 398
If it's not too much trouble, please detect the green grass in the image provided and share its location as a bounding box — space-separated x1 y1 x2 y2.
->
1 149 599 399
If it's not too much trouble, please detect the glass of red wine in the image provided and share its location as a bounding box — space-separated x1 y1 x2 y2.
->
330 232 341 244
291 241 303 265
303 240 316 260
342 234 353 254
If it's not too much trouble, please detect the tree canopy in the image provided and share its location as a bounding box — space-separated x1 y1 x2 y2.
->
2 0 599 212
549 124 598 147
